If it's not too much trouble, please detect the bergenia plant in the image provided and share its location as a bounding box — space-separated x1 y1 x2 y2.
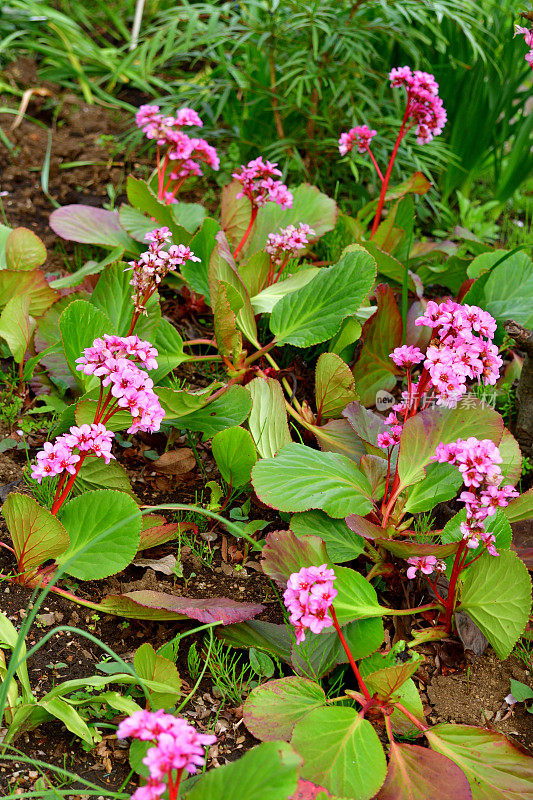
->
339 66 446 236
515 23 533 69
135 104 219 203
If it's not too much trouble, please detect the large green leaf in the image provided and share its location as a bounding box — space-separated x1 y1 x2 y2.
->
458 550 531 659
182 217 220 300
59 299 114 386
377 743 472 800
57 490 141 580
247 376 291 458
426 723 533 800
404 462 464 514
352 284 402 407
269 246 376 347
217 620 292 663
245 183 337 256
291 706 386 799
251 268 320 314
0 269 58 316
0 295 35 362
333 565 386 624
290 511 364 564
184 741 302 800
2 493 69 576
463 250 533 343
398 403 504 488
251 443 374 518
244 677 326 742
315 353 358 422
212 426 257 488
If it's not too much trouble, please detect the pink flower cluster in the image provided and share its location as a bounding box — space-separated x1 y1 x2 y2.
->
127 227 200 313
416 300 501 405
406 555 445 580
135 104 219 187
388 66 447 144
265 223 316 265
283 565 337 644
338 124 377 156
434 437 518 554
117 710 216 800
232 157 293 209
76 334 165 434
515 25 533 69
31 423 114 483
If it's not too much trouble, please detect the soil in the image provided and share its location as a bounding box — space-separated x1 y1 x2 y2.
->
0 83 532 797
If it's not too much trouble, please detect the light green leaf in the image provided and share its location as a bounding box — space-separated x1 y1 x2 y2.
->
251 442 374 518
270 246 376 347
290 706 386 799
71 455 137 498
426 723 533 800
398 402 504 488
315 352 358 421
90 262 160 340
251 268 320 314
175 385 252 440
150 318 191 384
3 493 69 575
404 462 464 514
0 269 58 316
0 295 35 362
244 677 326 742
212 426 257 488
5 227 46 270
458 550 531 659
39 697 93 745
134 643 181 710
184 740 302 800
333 565 386 624
247 377 291 458
503 488 533 523
57 490 141 580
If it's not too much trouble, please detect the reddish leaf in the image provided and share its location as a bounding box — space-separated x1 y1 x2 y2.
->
138 522 196 551
374 539 460 558
342 402 389 458
0 269 58 316
50 204 134 250
244 677 326 742
345 514 390 541
378 743 472 800
261 530 329 587
351 284 402 407
289 779 337 799
98 590 264 624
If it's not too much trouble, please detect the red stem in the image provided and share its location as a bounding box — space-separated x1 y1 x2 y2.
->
331 606 371 700
440 540 467 631
50 453 88 515
370 102 412 238
233 206 258 259
366 146 384 181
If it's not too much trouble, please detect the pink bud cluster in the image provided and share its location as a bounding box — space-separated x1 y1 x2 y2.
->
31 423 114 483
434 437 518 554
416 300 501 405
515 25 533 69
117 710 216 800
338 124 377 156
135 104 219 187
75 335 165 434
232 157 293 209
127 227 200 313
283 565 337 644
388 66 447 144
265 223 316 266
406 555 445 580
